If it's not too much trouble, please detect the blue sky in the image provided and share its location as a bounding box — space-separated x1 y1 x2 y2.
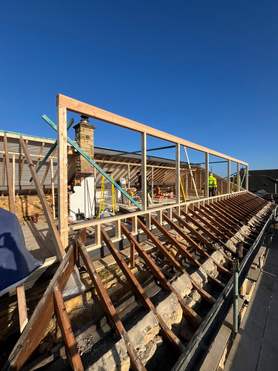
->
0 1 277 176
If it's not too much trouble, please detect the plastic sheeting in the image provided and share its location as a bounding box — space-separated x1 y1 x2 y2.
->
0 208 43 297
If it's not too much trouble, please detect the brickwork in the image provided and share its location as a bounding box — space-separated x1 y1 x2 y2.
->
74 119 96 180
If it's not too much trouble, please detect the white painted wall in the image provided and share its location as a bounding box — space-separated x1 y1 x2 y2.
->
69 175 95 220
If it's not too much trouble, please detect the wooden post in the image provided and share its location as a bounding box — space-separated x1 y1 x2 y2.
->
246 165 249 191
237 163 240 192
184 146 198 198
54 284 84 371
12 154 15 200
57 104 68 248
4 134 28 333
205 153 209 197
51 158 56 219
151 166 154 201
20 137 65 261
175 144 180 214
127 164 130 206
141 132 147 211
227 160 231 194
130 241 135 268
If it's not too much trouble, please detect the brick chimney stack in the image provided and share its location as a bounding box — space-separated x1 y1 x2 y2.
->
74 116 96 181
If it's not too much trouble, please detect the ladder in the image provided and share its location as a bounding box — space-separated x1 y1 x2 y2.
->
99 172 117 218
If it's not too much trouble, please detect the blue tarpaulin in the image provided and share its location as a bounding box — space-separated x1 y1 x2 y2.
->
0 208 43 297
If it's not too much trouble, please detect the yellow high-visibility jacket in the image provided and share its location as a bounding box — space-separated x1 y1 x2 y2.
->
202 176 217 189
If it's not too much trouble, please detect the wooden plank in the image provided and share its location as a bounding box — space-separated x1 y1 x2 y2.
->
195 206 233 237
57 94 248 165
187 207 229 241
121 222 202 328
100 226 186 354
201 204 237 232
4 133 15 213
19 140 27 186
51 158 56 219
150 216 200 267
164 212 232 278
4 241 79 370
12 154 15 200
141 132 147 211
136 217 215 306
4 133 28 333
57 105 68 248
54 284 84 371
151 216 226 289
172 210 216 251
183 146 198 198
43 114 142 210
19 136 65 261
30 142 45 185
77 237 146 371
175 144 180 206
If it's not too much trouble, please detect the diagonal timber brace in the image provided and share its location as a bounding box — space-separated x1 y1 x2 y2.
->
4 233 83 371
42 115 142 210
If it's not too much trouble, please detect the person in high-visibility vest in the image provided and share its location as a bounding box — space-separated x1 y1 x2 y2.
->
202 172 217 197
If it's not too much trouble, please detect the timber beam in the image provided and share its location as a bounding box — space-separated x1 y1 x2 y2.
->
100 226 186 354
150 216 225 290
136 218 216 306
120 222 203 328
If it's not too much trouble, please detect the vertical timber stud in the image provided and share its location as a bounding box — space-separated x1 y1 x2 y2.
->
237 163 240 192
51 158 56 219
176 143 180 215
246 165 249 191
57 104 68 248
205 152 209 198
4 134 28 333
128 164 131 206
227 160 231 194
141 132 147 211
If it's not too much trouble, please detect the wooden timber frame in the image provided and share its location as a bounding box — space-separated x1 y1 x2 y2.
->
4 190 276 370
56 94 248 247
